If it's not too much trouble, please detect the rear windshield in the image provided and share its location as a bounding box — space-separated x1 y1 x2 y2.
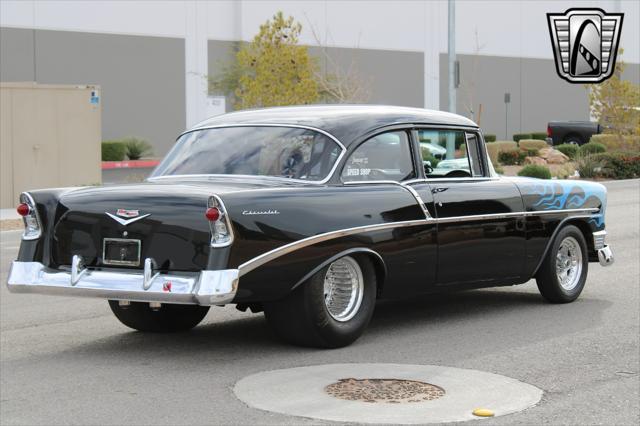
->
151 126 342 181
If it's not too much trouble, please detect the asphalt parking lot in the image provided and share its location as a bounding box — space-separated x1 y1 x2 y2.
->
1 179 638 425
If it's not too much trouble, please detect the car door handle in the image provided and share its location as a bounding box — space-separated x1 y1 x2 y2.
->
437 201 443 207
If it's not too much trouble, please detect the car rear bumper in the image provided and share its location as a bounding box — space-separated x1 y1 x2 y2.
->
593 230 614 267
597 245 614 266
6 261 238 305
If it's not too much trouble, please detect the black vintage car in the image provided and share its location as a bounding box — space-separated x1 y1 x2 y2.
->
8 106 613 348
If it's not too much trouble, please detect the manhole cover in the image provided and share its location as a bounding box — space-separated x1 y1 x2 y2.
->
326 378 445 403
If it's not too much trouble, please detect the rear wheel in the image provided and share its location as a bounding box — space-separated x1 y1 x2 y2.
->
563 135 582 146
536 225 588 303
264 255 377 348
108 301 209 332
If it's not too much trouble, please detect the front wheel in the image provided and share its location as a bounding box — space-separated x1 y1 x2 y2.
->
108 301 209 332
264 255 377 348
536 225 588 303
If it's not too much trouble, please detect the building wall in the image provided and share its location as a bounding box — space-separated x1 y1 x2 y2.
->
440 53 640 140
208 40 425 111
0 27 185 156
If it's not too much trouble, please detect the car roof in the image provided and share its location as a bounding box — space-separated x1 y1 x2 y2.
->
190 105 478 146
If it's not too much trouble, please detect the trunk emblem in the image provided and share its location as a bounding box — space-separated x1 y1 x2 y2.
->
116 209 140 218
163 282 172 292
106 210 151 226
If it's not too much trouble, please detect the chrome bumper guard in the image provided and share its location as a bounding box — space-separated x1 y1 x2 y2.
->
597 245 614 266
592 230 613 267
7 261 238 305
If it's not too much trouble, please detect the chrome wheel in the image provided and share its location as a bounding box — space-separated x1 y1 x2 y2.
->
323 256 364 322
556 236 583 291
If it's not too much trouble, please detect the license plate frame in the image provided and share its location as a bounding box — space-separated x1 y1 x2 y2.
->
102 238 142 267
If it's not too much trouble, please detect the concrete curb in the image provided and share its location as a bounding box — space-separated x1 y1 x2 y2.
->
234 363 543 424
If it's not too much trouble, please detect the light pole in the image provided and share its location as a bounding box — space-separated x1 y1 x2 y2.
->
504 92 511 140
448 0 456 114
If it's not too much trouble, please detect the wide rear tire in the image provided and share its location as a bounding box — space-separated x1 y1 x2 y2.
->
264 255 377 348
536 225 588 303
108 301 209 332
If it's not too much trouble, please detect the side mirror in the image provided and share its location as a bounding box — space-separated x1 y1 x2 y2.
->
423 160 433 174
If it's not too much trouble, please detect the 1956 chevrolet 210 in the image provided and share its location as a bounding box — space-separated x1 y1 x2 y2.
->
8 106 614 348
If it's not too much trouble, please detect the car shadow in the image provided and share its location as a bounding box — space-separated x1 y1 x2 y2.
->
60 285 611 364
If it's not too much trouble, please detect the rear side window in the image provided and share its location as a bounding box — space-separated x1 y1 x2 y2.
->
418 129 484 178
341 131 415 182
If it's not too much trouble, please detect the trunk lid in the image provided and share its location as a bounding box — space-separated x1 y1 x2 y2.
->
51 178 301 271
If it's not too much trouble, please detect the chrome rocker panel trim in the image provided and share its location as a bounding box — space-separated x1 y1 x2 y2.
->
7 261 238 306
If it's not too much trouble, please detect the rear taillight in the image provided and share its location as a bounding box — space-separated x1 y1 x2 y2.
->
547 125 551 138
17 203 30 216
205 207 220 222
207 196 233 247
18 193 42 240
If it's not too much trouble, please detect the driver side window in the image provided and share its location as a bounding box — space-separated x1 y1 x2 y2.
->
341 131 415 182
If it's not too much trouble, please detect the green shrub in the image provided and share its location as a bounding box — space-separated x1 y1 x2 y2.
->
531 132 548 140
556 143 579 159
486 141 518 163
421 148 440 169
592 152 640 179
575 154 605 178
101 141 126 161
498 150 527 165
589 134 640 152
526 149 539 157
578 142 606 156
513 133 532 142
518 139 548 152
518 164 552 179
484 134 496 142
122 137 153 160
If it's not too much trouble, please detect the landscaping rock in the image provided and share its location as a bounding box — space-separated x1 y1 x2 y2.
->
524 156 547 166
546 150 570 164
538 147 553 159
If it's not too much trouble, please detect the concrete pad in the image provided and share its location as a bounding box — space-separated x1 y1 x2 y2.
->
234 363 543 424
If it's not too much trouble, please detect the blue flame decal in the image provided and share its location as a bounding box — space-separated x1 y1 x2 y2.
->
519 179 606 228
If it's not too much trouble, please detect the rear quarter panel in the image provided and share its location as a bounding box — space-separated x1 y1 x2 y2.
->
511 177 606 275
220 184 432 302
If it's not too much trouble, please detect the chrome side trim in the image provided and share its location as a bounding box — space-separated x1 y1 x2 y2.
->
343 180 432 219
7 261 238 306
162 123 347 185
237 219 430 276
401 184 432 219
403 177 501 184
239 208 601 276
437 208 599 224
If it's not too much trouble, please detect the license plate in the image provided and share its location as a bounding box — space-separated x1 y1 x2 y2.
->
103 238 141 266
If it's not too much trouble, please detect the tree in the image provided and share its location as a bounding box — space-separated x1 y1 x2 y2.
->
233 12 318 109
588 49 640 137
208 12 371 108
306 20 372 103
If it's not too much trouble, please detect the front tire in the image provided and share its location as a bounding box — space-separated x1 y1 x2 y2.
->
108 301 209 332
264 255 377 348
536 225 588 303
